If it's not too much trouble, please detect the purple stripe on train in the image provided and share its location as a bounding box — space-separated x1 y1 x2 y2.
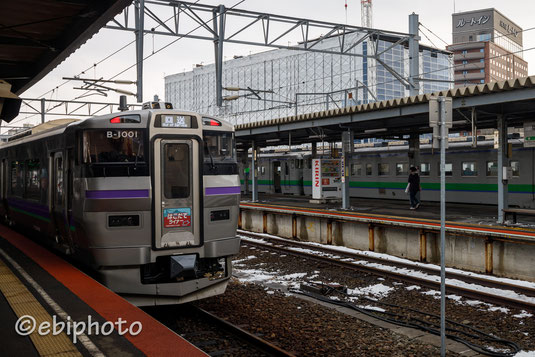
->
85 190 150 199
205 186 241 195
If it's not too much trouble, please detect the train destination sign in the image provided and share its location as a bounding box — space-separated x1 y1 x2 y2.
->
155 114 192 128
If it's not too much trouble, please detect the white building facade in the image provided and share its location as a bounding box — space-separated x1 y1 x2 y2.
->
165 33 453 125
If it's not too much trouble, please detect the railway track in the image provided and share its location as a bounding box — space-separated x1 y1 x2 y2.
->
238 229 535 312
147 304 294 357
188 306 295 357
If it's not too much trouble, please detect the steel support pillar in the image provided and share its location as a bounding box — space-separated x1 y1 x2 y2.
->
213 5 226 107
408 13 420 96
311 142 317 158
251 141 258 202
134 0 145 103
408 133 420 169
497 116 509 224
40 98 45 124
342 131 353 209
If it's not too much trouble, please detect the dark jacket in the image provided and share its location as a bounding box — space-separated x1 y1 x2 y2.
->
408 173 420 194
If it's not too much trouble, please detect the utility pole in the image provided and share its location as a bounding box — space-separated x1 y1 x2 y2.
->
134 0 145 103
429 96 452 357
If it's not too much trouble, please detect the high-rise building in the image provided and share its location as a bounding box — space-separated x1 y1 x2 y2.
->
447 8 528 86
165 34 452 125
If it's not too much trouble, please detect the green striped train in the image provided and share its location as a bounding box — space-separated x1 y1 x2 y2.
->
239 138 535 208
0 104 241 305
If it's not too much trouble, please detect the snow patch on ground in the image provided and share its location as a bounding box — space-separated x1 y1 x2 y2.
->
405 285 421 291
348 283 394 299
515 352 535 357
513 311 533 318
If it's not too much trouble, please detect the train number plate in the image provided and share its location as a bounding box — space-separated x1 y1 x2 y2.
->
163 208 191 228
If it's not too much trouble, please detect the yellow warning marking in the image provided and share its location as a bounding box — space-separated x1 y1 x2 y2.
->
0 258 82 357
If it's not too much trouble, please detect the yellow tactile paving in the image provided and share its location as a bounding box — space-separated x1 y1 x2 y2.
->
0 258 82 357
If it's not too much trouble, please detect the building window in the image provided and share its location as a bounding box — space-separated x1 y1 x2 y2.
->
462 50 467 54
480 69 485 73
396 163 408 176
480 79 485 83
486 161 498 177
420 163 430 176
462 162 477 176
366 163 372 176
378 163 390 176
480 48 485 52
462 60 468 65
462 70 468 75
511 161 520 177
480 59 484 63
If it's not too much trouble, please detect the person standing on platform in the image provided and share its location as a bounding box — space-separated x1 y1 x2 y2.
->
408 166 421 210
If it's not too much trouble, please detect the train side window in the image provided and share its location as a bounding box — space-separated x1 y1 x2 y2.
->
461 162 477 177
351 164 362 176
25 159 40 200
378 163 389 176
439 163 453 176
261 166 265 175
395 163 408 176
420 163 430 176
10 161 18 194
366 163 372 175
285 162 289 175
511 161 520 177
55 158 63 205
486 161 498 177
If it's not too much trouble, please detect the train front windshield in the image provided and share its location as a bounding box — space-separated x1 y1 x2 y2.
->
203 131 236 162
81 130 148 176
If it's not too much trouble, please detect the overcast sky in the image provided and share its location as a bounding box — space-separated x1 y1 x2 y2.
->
13 0 535 127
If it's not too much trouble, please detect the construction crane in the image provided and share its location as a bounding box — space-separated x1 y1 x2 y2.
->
361 0 373 28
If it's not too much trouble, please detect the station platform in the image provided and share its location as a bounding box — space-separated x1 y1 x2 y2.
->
0 225 206 357
241 194 535 238
239 194 535 282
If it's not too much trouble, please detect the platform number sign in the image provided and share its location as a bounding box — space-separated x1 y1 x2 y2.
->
164 208 191 228
524 121 535 147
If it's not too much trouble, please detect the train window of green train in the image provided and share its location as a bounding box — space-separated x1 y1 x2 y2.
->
378 163 390 176
461 162 478 177
395 163 408 176
439 163 453 176
420 163 430 176
366 164 372 175
511 161 520 177
351 164 362 176
486 161 498 177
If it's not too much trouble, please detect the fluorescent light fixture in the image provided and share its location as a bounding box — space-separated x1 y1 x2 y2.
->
266 138 280 143
308 135 324 139
364 128 388 134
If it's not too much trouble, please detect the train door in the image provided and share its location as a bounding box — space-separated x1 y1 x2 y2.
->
273 161 281 193
51 152 71 245
154 139 200 248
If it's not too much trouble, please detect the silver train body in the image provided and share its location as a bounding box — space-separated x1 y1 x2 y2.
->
0 109 240 305
239 139 535 208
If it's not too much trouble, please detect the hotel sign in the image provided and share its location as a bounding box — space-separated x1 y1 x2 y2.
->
456 15 490 28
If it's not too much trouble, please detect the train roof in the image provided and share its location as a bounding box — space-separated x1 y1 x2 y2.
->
0 109 234 149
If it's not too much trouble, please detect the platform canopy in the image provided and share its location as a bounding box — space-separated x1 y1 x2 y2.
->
235 76 535 147
0 0 131 96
